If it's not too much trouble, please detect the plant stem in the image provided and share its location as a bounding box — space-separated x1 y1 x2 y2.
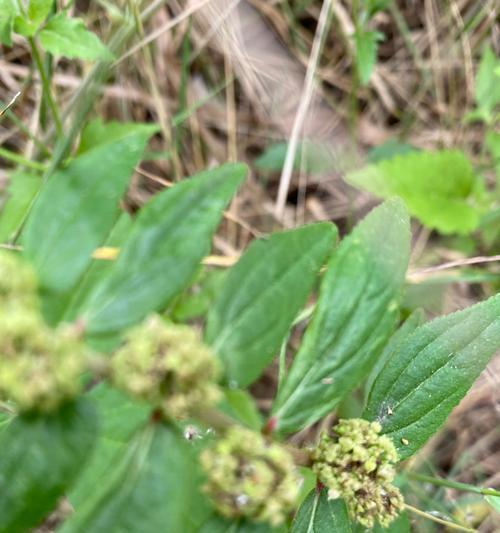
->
407 472 500 498
0 147 46 171
404 503 477 532
28 37 63 138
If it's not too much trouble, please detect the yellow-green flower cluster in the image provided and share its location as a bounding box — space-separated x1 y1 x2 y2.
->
200 426 300 526
0 250 38 309
0 253 89 412
111 315 221 418
311 418 404 529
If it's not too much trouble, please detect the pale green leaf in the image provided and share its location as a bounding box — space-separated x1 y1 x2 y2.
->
206 223 336 387
347 150 482 235
364 294 500 460
354 30 383 85
39 14 112 60
272 199 410 435
475 46 500 119
219 388 263 430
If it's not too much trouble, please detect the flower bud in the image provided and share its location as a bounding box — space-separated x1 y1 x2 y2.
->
311 418 404 529
0 310 86 413
111 315 221 419
200 426 300 526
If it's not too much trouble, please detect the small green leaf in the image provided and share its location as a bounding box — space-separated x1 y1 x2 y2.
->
0 400 97 533
39 14 112 60
219 388 263 430
80 163 246 335
0 0 17 45
68 384 149 509
371 511 411 532
0 171 41 242
474 46 500 119
354 30 383 85
60 422 201 533
291 488 352 532
273 199 410 434
206 223 336 387
364 294 500 460
22 126 155 296
347 150 482 235
13 0 51 36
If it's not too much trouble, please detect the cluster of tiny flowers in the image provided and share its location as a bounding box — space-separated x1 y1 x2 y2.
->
200 426 300 526
111 315 221 419
0 252 86 412
311 418 404 529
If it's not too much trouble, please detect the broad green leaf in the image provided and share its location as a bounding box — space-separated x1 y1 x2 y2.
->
219 388 263 430
39 14 112 60
272 199 410 435
354 29 383 85
0 171 41 242
364 309 425 401
346 150 482 235
206 223 336 387
364 293 500 460
68 384 149 508
0 400 97 533
80 163 246 335
22 126 155 295
291 488 352 532
60 422 200 533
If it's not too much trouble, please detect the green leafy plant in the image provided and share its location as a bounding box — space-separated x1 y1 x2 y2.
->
1 137 499 531
1 4 499 531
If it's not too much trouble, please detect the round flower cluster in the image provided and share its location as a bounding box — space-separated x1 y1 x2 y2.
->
0 252 86 412
200 426 300 526
111 315 221 419
311 418 404 529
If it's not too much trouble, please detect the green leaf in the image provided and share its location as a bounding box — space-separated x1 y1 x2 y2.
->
80 163 246 336
60 422 200 533
13 0 51 36
371 511 411 532
39 14 112 60
367 140 417 164
219 388 263 430
0 0 17 45
68 384 149 509
22 126 155 296
0 400 97 533
255 141 337 175
485 495 500 514
291 488 352 532
364 294 500 460
347 150 482 235
475 46 500 119
0 171 41 242
364 309 425 402
206 223 336 387
199 515 285 533
272 199 410 435
354 30 383 85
